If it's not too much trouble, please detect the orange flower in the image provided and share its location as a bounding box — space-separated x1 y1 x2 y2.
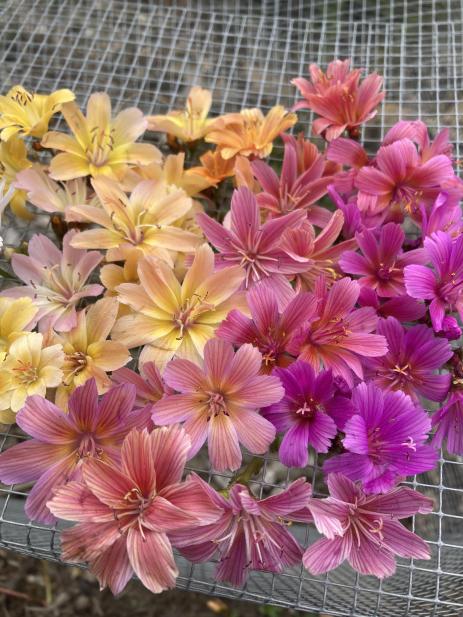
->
188 149 236 186
206 106 297 160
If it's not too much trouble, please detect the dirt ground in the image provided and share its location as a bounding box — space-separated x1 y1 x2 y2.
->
0 550 319 617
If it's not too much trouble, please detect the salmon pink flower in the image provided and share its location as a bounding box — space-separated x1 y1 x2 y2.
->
152 338 283 471
288 277 388 386
404 231 463 331
323 383 437 493
217 283 317 373
112 361 173 408
365 317 452 402
432 391 463 456
0 378 151 523
262 361 354 466
304 473 433 578
2 230 103 332
170 478 312 587
292 60 384 141
48 426 221 594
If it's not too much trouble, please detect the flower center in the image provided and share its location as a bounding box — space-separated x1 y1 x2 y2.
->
206 391 229 419
295 399 319 419
64 351 88 384
77 434 103 459
174 294 214 339
12 360 38 385
88 126 115 167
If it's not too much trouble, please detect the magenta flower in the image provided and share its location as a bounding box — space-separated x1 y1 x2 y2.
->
261 361 354 466
216 283 317 374
339 223 426 297
365 317 452 402
357 286 426 322
323 383 437 493
48 426 221 594
287 277 388 386
196 187 309 309
112 361 173 408
355 138 455 217
292 59 384 141
304 473 433 578
151 338 283 471
404 231 463 331
2 230 103 331
419 192 463 239
0 379 151 523
431 391 463 456
170 478 312 587
251 134 333 226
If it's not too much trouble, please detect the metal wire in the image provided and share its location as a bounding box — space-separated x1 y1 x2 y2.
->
0 1 462 615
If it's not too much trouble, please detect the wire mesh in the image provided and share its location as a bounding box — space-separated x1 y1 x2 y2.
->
0 1 462 615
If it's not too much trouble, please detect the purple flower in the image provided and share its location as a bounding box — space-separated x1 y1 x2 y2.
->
323 382 437 493
432 391 463 456
196 187 309 309
419 192 463 239
358 286 426 322
216 283 317 374
404 231 463 331
365 316 452 402
304 473 433 578
339 223 426 297
170 478 312 587
261 361 354 466
440 315 462 341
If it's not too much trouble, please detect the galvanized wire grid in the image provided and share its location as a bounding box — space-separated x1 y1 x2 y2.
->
0 1 462 615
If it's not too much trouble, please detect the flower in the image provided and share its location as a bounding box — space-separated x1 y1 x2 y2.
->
440 315 462 341
69 176 200 261
2 230 103 331
288 277 388 386
151 338 283 471
0 378 151 523
0 85 75 140
404 231 463 331
249 134 333 225
48 426 221 594
431 391 463 456
0 332 64 416
197 187 309 309
357 286 426 323
41 93 160 180
365 316 452 402
355 139 455 217
0 178 15 225
112 243 247 368
323 383 437 493
304 473 433 578
292 60 384 141
0 296 38 355
188 149 236 185
170 478 312 587
52 297 131 409
262 361 354 466
339 223 427 297
112 361 172 408
205 106 297 160
0 136 32 219
147 86 214 143
217 283 317 373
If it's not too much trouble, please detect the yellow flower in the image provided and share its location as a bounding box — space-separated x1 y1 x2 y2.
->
69 175 201 261
53 297 131 409
0 332 64 415
206 105 297 159
42 92 160 181
100 248 141 317
0 297 38 356
112 243 247 369
0 85 75 141
0 136 32 219
147 86 214 143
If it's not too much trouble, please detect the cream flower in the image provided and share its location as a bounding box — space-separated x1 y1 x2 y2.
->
0 136 32 219
0 297 38 356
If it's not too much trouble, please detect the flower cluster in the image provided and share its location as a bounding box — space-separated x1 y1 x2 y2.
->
0 63 460 595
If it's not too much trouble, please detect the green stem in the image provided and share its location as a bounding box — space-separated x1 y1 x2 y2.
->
227 456 264 488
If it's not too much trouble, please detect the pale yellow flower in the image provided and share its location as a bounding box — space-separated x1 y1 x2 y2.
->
42 93 160 181
0 332 64 415
0 297 38 356
0 136 32 219
147 86 214 142
0 85 75 141
100 248 141 317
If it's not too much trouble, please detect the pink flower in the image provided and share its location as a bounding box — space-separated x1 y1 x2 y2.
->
432 391 463 456
357 286 426 322
170 478 312 587
304 473 433 578
196 187 309 309
48 426 221 594
112 361 173 408
2 230 103 331
339 223 427 297
151 338 283 471
287 277 388 386
418 192 463 239
292 60 384 141
0 379 151 523
216 283 317 374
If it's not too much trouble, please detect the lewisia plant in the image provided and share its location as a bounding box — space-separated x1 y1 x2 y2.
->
0 61 461 596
